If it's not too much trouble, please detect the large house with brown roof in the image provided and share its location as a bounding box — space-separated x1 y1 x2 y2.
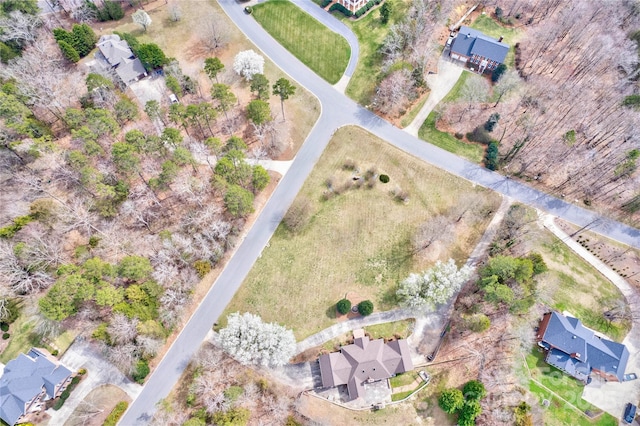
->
536 311 629 382
318 329 413 401
0 348 74 426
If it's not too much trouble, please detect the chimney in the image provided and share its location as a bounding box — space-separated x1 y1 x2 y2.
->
498 36 504 42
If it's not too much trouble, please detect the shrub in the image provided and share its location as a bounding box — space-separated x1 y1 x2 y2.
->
78 368 87 375
193 260 212 278
491 63 507 82
319 0 331 7
357 300 374 316
329 2 353 17
623 94 640 108
495 7 503 18
379 174 390 183
71 376 80 385
61 389 71 400
439 388 464 413
132 359 150 383
51 349 59 356
0 323 8 332
0 215 34 239
224 385 244 402
342 158 357 170
463 380 486 401
2 333 9 340
466 126 493 144
104 401 128 426
484 113 500 132
454 132 464 139
484 141 499 170
466 313 490 333
336 298 352 315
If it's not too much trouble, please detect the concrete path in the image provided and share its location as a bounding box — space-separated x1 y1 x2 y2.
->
541 214 640 419
48 341 141 425
246 158 293 175
404 56 464 137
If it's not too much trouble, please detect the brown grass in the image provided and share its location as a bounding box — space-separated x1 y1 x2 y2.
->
64 384 131 426
224 126 501 339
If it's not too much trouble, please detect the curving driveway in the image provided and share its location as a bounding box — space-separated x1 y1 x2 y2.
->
120 2 640 424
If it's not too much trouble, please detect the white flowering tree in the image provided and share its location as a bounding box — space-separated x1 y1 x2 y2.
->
232 50 264 81
397 259 472 310
132 10 152 32
217 312 296 367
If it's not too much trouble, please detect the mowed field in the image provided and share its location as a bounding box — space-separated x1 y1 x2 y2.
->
224 127 501 339
251 1 350 84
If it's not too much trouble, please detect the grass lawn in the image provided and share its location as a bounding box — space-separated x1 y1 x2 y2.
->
52 329 78 356
536 231 631 342
0 313 37 364
365 319 414 340
524 349 617 426
252 1 350 84
417 71 484 162
418 113 484 162
65 384 132 426
400 94 429 128
470 14 522 68
389 371 419 388
343 0 411 105
391 390 414 401
224 126 501 339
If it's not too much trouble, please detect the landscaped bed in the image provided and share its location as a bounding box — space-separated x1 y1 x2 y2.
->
223 126 501 339
251 1 350 84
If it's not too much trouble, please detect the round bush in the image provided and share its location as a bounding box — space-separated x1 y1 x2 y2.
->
2 333 9 340
357 300 374 316
379 174 390 183
336 298 351 315
51 349 59 356
0 323 8 332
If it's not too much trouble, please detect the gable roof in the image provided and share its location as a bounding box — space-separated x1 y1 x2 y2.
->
96 34 135 67
318 333 413 401
451 26 509 64
0 348 73 426
539 311 629 381
95 34 146 84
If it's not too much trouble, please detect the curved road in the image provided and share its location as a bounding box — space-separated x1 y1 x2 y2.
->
120 1 640 423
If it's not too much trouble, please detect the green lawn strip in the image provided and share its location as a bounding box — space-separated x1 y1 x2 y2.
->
400 94 429 128
391 390 414 401
52 330 77 356
0 314 38 364
440 71 471 103
252 1 350 84
223 126 501 339
418 113 484 162
470 14 522 68
364 319 414 340
343 0 411 105
537 233 631 342
389 372 418 388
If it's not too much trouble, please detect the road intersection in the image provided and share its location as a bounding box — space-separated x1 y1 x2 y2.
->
120 2 640 423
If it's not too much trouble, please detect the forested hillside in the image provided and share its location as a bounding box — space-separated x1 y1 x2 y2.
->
0 0 310 380
437 0 640 222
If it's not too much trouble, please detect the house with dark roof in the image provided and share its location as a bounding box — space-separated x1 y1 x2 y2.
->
0 348 74 426
318 329 413 401
449 26 509 73
95 34 147 86
536 311 629 383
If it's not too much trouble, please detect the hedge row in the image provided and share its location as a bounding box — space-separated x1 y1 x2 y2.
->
354 0 382 18
329 3 352 17
104 401 129 426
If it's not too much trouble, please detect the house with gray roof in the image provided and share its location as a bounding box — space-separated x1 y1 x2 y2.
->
318 329 413 401
449 26 509 73
95 34 147 86
0 348 74 426
536 311 629 382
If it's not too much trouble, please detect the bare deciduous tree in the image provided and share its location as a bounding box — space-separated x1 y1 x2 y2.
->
199 16 229 53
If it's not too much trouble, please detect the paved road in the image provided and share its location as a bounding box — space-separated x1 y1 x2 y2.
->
121 2 640 423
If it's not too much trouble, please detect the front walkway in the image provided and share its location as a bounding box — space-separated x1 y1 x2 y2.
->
541 214 640 419
46 341 142 425
404 55 464 137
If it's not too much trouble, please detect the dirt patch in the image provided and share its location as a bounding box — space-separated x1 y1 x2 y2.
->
64 384 131 426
